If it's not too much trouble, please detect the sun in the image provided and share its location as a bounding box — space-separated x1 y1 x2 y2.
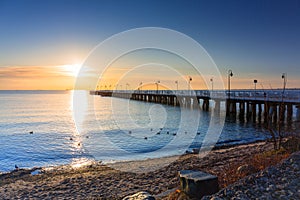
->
61 64 82 77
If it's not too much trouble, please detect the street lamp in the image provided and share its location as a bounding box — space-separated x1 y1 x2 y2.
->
126 83 130 90
281 73 287 100
188 76 192 91
175 80 178 91
139 82 143 90
156 80 160 93
210 77 214 91
282 73 287 91
228 70 233 100
254 79 258 99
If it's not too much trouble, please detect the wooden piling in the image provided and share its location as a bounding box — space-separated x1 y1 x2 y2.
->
287 103 293 122
258 104 262 122
273 104 277 123
252 103 256 122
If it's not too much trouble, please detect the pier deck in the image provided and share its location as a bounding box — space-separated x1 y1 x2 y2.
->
90 89 300 123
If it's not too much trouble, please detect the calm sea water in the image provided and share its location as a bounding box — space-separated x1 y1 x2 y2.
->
0 90 297 172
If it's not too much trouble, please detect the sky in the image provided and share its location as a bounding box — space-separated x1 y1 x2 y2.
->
0 0 299 90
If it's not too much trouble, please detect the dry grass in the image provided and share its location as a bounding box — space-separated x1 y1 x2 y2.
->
165 148 290 200
216 148 290 188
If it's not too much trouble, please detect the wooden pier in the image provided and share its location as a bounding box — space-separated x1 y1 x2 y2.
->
90 89 300 124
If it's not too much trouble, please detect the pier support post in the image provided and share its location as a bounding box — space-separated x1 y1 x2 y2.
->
214 100 220 112
264 102 269 123
258 104 262 122
226 100 230 116
287 104 293 122
226 101 236 115
246 102 251 121
279 103 286 124
296 105 300 121
239 102 245 114
232 102 236 114
175 97 180 106
202 99 209 111
161 96 165 104
186 97 191 107
252 103 257 122
178 97 184 107
273 104 278 123
194 98 200 108
239 102 245 122
206 99 209 111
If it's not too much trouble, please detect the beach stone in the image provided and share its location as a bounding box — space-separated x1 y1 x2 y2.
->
237 164 256 175
178 170 219 199
282 137 300 152
122 191 155 200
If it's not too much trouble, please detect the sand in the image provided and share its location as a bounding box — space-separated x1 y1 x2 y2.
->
0 141 276 199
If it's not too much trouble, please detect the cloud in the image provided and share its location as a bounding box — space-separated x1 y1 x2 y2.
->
0 65 77 90
0 65 73 78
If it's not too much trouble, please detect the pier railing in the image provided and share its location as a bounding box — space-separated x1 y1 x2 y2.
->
90 89 300 123
91 89 300 104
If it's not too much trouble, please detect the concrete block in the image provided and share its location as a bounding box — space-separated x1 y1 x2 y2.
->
179 170 219 199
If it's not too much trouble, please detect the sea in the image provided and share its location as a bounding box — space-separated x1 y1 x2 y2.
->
0 90 298 172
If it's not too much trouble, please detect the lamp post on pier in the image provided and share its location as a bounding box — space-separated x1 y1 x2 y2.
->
228 70 233 99
254 79 258 99
139 82 143 90
175 80 178 91
282 73 287 96
210 77 214 91
156 80 160 93
227 69 233 116
188 76 192 95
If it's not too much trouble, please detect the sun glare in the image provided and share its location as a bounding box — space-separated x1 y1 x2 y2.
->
62 64 81 77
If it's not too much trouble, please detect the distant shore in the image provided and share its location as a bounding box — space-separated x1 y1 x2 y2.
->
0 140 287 199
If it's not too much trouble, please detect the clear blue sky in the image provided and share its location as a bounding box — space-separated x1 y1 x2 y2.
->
0 0 299 89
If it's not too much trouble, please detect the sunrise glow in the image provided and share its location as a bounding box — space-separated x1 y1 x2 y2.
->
60 64 82 78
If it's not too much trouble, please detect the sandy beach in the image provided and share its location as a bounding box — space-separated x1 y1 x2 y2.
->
1 140 292 200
